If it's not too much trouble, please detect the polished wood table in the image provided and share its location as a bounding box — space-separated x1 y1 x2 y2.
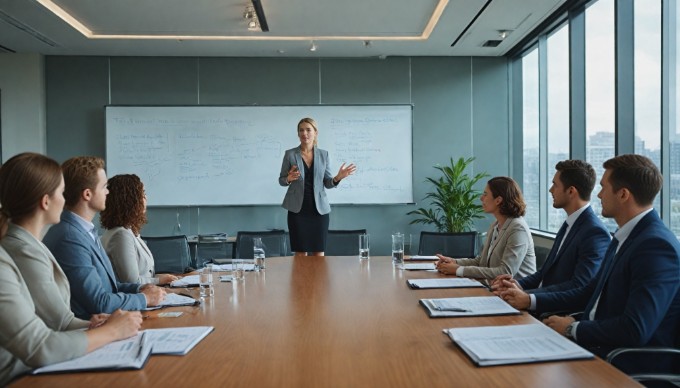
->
12 256 638 387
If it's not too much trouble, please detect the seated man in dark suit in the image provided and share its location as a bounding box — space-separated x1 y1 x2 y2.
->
502 154 680 372
43 156 166 319
491 160 610 298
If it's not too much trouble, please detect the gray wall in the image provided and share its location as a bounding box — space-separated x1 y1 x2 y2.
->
41 56 510 255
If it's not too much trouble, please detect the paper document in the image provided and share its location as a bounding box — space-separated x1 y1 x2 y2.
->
408 255 438 261
445 323 594 366
419 296 520 317
33 332 152 374
210 263 256 272
144 326 214 355
408 278 484 289
145 292 199 310
402 263 436 271
170 275 200 287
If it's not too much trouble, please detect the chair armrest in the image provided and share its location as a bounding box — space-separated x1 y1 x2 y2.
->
606 347 680 363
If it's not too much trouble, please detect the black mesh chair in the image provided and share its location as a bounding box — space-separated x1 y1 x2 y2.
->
195 233 231 267
325 229 367 256
418 231 478 258
141 235 193 273
235 230 290 259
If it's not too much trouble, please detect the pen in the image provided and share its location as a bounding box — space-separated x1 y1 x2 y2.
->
435 307 470 312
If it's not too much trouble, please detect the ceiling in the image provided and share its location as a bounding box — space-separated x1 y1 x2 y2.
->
0 0 566 57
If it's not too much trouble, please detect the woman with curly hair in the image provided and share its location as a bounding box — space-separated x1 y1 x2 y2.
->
435 176 536 282
100 174 177 285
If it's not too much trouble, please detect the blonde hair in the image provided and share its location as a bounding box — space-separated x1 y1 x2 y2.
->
297 117 318 147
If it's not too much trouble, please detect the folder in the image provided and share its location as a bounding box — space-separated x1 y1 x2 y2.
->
419 296 520 318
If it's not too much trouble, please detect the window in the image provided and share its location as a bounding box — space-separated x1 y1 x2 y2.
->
585 0 617 231
522 49 540 228
547 24 570 231
672 2 680 237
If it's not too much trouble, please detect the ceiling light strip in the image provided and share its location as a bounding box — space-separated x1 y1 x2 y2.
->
36 0 93 37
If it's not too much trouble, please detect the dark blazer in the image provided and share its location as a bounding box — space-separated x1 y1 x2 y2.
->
43 211 146 319
535 210 680 363
520 206 610 293
279 146 337 214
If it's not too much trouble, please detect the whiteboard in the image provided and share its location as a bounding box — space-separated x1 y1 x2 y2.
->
105 106 413 206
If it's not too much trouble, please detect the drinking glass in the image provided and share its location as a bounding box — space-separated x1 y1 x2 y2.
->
392 233 404 266
359 234 370 260
199 263 214 298
253 237 266 271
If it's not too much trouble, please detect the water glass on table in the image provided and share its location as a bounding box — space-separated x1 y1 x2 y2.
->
392 233 404 267
403 234 413 257
359 234 370 260
199 263 214 298
253 237 266 272
232 259 245 280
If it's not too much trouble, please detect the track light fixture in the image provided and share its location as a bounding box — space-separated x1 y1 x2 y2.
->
309 40 318 52
244 5 260 31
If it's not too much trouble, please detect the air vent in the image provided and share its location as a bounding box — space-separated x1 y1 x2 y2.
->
0 9 59 47
482 40 502 47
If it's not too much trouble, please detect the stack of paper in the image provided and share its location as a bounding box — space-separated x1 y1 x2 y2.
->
210 263 256 272
408 278 484 289
33 332 152 374
144 326 214 355
170 275 200 287
408 255 438 261
402 263 436 271
144 292 199 310
445 323 594 366
419 296 520 317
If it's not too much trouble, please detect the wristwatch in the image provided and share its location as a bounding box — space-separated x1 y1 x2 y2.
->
564 322 577 339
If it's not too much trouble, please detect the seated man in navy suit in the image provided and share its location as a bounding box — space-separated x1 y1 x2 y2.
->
490 160 610 298
43 156 166 319
502 154 680 372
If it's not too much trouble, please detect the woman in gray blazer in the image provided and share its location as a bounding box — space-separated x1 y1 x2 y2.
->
279 118 356 257
100 174 177 284
435 176 536 282
0 152 142 385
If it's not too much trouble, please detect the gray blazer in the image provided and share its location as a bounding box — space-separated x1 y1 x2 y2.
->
279 146 337 214
102 227 156 284
456 217 537 280
1 224 89 332
0 245 87 386
43 211 146 319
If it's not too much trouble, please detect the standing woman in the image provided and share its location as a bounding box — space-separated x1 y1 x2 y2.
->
100 174 178 285
0 152 141 385
435 176 536 281
279 118 356 257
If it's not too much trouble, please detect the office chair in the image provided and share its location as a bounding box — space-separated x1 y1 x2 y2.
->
418 231 478 258
141 235 194 274
235 230 290 259
195 233 231 266
325 229 367 256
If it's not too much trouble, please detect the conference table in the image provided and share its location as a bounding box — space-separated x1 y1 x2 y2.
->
12 256 638 387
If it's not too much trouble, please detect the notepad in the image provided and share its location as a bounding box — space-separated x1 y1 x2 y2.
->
32 331 152 374
170 275 201 287
144 292 199 310
402 263 436 271
408 255 438 261
445 323 594 366
408 278 484 289
144 326 214 355
419 296 520 317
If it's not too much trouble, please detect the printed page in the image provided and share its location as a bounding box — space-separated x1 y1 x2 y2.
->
408 278 484 289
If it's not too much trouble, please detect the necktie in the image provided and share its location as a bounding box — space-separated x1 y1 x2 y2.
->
583 236 619 319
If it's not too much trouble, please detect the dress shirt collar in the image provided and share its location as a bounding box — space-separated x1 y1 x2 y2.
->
565 203 590 227
613 208 654 252
67 210 96 240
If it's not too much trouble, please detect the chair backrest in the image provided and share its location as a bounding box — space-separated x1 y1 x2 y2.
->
325 229 367 256
534 246 552 270
418 231 478 258
235 230 289 259
195 233 231 267
141 235 193 274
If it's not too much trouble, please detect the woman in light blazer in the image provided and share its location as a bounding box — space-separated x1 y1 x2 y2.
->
279 118 356 257
435 176 536 282
0 152 141 385
100 174 177 284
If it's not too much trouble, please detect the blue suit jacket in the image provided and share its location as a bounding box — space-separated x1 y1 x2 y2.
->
535 211 680 361
43 211 146 319
279 146 336 215
520 207 610 293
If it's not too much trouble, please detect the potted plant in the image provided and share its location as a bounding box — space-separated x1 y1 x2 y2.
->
408 157 489 232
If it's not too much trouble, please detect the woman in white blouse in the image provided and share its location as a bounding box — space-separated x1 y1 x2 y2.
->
100 174 177 285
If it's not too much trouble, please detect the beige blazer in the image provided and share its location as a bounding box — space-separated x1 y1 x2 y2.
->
0 244 87 386
455 217 536 280
102 227 156 284
1 224 88 332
